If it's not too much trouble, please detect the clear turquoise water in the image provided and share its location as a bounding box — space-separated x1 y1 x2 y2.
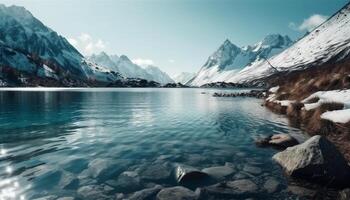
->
0 88 315 199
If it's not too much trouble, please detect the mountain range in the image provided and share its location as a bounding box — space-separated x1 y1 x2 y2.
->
87 52 174 85
188 34 293 86
0 4 124 86
0 4 174 86
189 2 350 87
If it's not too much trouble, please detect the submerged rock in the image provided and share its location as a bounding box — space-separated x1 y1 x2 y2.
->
129 185 163 200
175 165 208 183
243 165 262 175
273 135 350 186
140 164 171 182
110 171 142 192
201 166 235 179
156 186 197 200
287 185 316 198
200 179 258 197
77 185 111 200
263 177 280 193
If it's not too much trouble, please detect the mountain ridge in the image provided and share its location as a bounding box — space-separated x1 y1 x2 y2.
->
189 34 293 86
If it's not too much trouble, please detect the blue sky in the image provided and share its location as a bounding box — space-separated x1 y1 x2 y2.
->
0 0 348 76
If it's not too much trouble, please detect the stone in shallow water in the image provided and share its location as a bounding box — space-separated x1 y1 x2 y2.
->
107 171 142 192
156 186 197 200
243 165 262 175
201 166 235 179
287 186 316 198
87 159 117 180
263 177 280 193
200 179 258 197
273 135 350 186
77 185 112 200
140 164 171 181
128 185 163 200
175 164 208 183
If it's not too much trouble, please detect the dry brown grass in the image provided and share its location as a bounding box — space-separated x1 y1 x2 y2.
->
261 60 350 160
263 60 350 101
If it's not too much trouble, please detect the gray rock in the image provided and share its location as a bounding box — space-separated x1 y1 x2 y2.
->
255 134 298 148
129 185 163 200
175 165 208 183
263 177 280 193
201 166 235 179
140 164 171 181
109 171 142 192
287 185 316 198
77 185 111 200
157 186 197 200
243 165 262 175
273 135 350 186
201 179 258 197
269 134 298 147
87 159 116 180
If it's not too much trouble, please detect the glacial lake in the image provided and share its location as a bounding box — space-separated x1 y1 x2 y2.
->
0 88 326 200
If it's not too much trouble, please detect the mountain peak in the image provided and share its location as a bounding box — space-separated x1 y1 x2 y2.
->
258 34 293 48
0 4 34 21
119 55 131 62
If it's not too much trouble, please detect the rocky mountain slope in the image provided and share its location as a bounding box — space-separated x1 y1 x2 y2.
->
172 72 196 84
0 4 122 86
189 34 293 86
88 52 173 85
230 3 350 85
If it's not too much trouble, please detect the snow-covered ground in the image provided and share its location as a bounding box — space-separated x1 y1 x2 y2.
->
302 89 350 124
266 86 295 107
302 89 350 110
321 109 350 124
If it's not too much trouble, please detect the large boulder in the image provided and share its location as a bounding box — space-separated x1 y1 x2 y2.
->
156 186 197 200
273 135 350 186
175 165 208 183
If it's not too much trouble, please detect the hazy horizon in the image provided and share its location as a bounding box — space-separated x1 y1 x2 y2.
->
0 0 347 76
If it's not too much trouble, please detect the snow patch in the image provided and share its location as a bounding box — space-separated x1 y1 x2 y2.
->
321 109 350 123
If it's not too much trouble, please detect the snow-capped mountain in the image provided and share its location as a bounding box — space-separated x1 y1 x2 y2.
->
144 65 174 85
226 3 350 84
0 4 120 85
88 52 174 85
172 72 196 84
0 4 121 86
189 34 293 86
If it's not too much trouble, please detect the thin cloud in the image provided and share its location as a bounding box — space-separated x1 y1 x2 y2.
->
289 14 329 32
168 59 175 63
68 33 107 56
132 58 154 66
